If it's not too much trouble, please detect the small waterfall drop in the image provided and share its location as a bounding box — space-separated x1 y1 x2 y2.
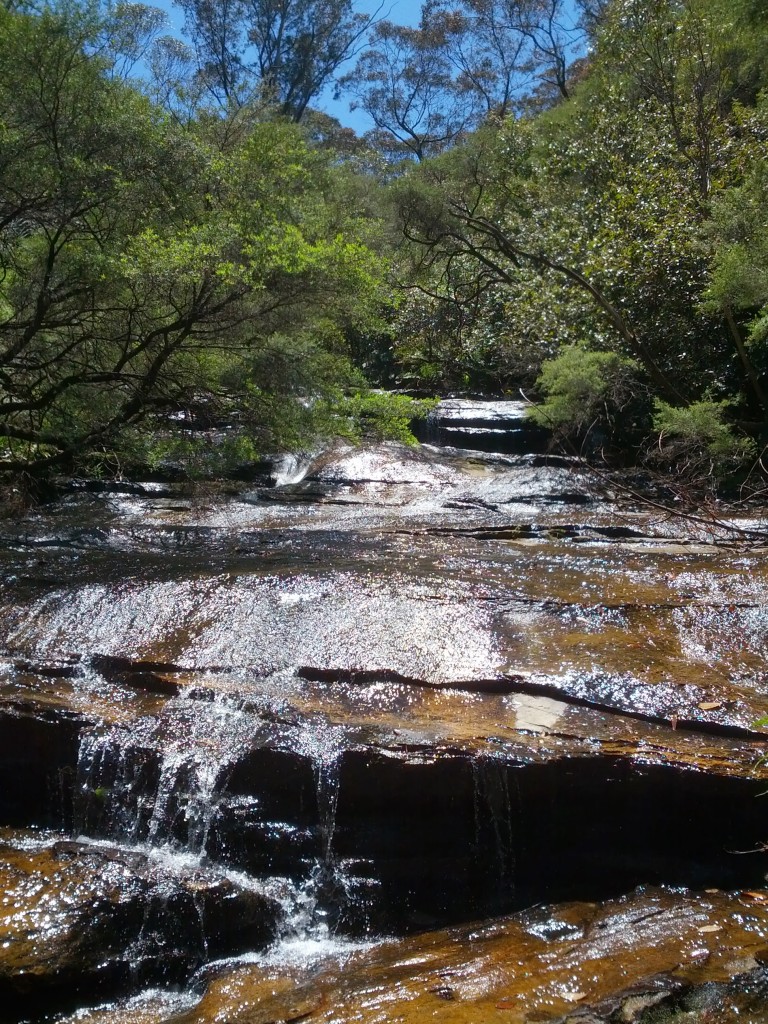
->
289 716 349 938
472 755 516 907
73 675 357 947
74 688 266 859
271 451 316 486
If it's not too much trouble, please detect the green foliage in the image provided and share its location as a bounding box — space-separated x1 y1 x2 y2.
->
132 430 261 479
383 0 768 469
389 283 556 392
327 391 438 446
706 115 768 331
651 399 758 481
5 0 768 491
528 346 642 438
0 2 396 480
172 0 375 119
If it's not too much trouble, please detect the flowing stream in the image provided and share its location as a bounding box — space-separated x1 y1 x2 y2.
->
2 400 768 1023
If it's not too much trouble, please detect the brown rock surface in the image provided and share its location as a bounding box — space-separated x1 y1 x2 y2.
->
2 431 768 1021
57 887 768 1024
0 834 280 1010
167 888 768 1024
3 441 768 735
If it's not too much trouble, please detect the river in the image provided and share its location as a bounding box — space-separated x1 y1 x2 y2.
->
1 400 768 1023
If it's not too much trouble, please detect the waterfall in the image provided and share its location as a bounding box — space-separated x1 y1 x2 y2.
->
74 691 256 858
72 679 355 943
290 717 349 937
271 451 316 486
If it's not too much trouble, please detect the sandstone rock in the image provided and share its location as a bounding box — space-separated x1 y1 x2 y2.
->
0 836 280 1015
158 887 768 1024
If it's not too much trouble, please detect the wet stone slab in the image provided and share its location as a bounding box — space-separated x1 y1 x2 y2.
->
1 669 763 952
2 427 768 1019
57 887 768 1024
3 548 768 734
1 441 768 739
4 667 768 919
0 831 281 1017
56 676 768 933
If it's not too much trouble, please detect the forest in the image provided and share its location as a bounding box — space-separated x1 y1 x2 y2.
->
2 0 768 493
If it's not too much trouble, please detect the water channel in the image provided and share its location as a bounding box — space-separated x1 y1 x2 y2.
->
2 400 768 1023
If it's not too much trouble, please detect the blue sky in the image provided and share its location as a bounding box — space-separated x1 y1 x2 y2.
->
150 0 421 132
324 0 420 128
145 0 583 133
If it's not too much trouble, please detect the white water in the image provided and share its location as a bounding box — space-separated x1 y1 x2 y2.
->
271 451 316 486
73 680 365 956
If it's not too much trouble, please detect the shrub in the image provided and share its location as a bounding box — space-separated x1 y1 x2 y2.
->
650 399 757 483
528 346 643 442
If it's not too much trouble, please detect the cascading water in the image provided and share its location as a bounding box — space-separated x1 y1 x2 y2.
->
283 716 350 939
271 451 316 486
75 691 247 856
472 755 516 902
72 675 358 951
5 402 768 1024
413 398 550 454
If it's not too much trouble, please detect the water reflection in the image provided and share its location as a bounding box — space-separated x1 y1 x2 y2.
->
1 410 768 1023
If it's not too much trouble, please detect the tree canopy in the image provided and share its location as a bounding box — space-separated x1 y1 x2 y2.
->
173 0 377 117
2 0 768 492
0 2 400 480
377 0 768 486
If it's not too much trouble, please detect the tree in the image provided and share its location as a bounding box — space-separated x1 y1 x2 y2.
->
0 3 390 478
341 11 480 162
705 101 768 413
591 0 768 416
386 0 768 428
99 0 168 79
342 0 586 161
393 116 697 404
173 0 378 118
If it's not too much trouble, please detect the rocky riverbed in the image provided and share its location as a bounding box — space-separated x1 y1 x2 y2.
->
1 400 768 1023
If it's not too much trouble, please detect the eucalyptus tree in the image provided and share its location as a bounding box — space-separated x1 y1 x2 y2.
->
173 0 378 117
390 0 768 423
98 0 168 77
341 10 482 162
342 0 586 160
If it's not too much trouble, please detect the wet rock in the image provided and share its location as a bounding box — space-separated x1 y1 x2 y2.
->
329 748 768 932
156 888 768 1024
67 480 175 497
13 654 82 678
414 398 551 454
0 571 506 684
303 440 459 486
4 404 768 1022
0 702 81 827
209 746 320 875
296 665 516 693
90 654 184 695
16 473 763 731
4 651 768 933
4 652 768 934
0 835 280 1015
59 677 768 935
0 662 169 732
225 459 275 483
90 655 184 676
